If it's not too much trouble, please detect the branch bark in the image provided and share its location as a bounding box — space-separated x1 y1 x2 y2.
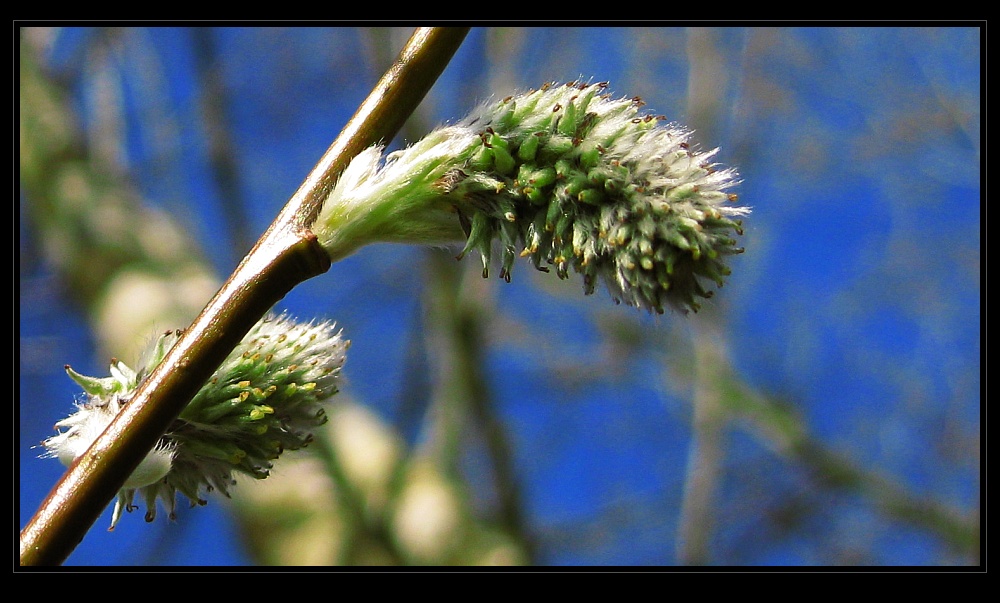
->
20 26 469 566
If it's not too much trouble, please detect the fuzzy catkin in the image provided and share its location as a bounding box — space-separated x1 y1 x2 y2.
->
317 80 748 314
42 313 348 529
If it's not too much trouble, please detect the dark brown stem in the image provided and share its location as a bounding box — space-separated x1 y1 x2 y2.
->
19 26 469 567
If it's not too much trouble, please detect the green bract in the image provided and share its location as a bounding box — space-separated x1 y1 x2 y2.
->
43 314 348 529
317 80 748 314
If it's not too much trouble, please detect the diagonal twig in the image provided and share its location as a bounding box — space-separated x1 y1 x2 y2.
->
20 26 469 566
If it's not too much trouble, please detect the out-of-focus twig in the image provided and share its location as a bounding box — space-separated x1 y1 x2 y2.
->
19 32 218 359
191 27 256 264
423 250 537 564
674 26 732 566
675 324 727 565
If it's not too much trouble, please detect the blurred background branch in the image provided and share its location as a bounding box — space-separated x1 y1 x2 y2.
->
20 30 218 360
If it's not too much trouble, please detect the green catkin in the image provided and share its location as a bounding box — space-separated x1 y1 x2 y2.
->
43 314 348 529
316 80 748 314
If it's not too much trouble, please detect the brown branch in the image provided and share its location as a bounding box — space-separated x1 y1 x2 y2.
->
19 26 470 566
